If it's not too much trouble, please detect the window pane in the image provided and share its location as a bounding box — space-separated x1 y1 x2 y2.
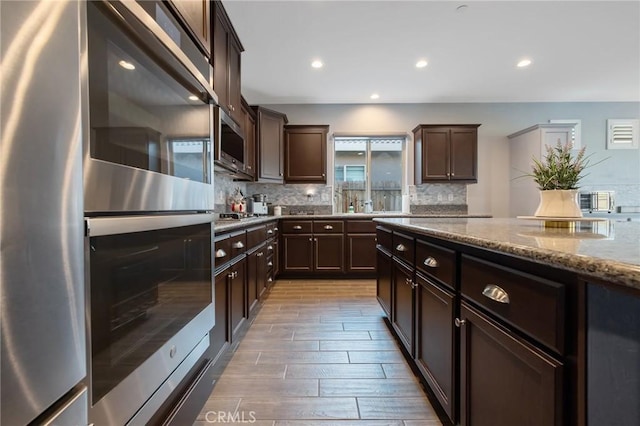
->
335 148 366 213
371 139 402 212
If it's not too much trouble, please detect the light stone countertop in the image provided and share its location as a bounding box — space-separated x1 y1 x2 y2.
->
213 214 492 233
373 217 640 291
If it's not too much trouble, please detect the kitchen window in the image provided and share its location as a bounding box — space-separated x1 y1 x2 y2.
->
334 137 405 213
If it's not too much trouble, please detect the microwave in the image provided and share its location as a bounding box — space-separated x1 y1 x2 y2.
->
214 107 245 173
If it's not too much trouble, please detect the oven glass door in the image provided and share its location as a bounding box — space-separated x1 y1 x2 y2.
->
87 1 212 184
89 221 212 404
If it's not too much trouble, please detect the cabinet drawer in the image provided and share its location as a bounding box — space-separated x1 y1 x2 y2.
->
376 226 392 252
266 221 279 238
214 234 231 267
416 239 456 290
392 231 414 265
460 255 565 354
346 219 376 233
281 220 312 233
228 230 247 258
246 225 267 250
313 220 343 233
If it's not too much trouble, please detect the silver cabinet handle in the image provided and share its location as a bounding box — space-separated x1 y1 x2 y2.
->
257 252 264 257
424 256 438 268
232 241 244 249
293 225 302 230
395 243 406 252
274 227 278 231
267 245 273 250
268 277 273 282
482 284 510 304
455 318 466 327
215 249 227 258
324 225 333 230
267 229 273 234
267 261 273 267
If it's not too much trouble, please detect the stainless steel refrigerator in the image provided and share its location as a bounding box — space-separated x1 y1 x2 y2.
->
1 1 87 424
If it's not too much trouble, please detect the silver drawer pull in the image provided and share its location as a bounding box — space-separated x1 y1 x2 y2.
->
267 245 273 251
267 261 273 267
257 252 264 257
395 243 406 252
455 318 466 327
267 229 274 234
232 241 244 249
215 249 227 258
293 225 302 230
424 257 438 268
482 284 510 304
323 225 333 230
274 227 278 231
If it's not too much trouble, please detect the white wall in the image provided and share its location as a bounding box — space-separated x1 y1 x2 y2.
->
265 102 640 217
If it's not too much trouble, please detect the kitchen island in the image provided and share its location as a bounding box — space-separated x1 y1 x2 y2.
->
373 217 639 426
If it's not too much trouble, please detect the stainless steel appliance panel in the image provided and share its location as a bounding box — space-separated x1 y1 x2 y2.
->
1 1 86 424
42 387 88 426
83 0 215 213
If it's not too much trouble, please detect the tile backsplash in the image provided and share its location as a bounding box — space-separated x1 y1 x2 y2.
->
214 174 469 214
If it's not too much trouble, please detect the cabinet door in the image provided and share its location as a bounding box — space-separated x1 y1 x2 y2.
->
168 0 210 56
314 234 344 273
459 302 563 426
282 234 313 272
284 125 328 183
229 259 246 340
376 248 393 317
258 110 285 182
450 127 477 181
422 127 450 181
242 101 256 178
212 10 228 111
392 259 415 355
347 233 377 273
246 249 261 314
211 268 229 359
415 273 456 423
227 38 242 123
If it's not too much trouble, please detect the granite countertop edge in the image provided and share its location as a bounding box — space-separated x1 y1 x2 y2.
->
213 214 492 233
373 218 640 292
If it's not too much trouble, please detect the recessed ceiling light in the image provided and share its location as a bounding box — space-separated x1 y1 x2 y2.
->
188 95 199 101
370 93 380 100
517 59 532 68
118 60 135 70
311 60 323 69
416 60 428 68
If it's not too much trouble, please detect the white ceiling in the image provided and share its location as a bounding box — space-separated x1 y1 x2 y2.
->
223 0 640 105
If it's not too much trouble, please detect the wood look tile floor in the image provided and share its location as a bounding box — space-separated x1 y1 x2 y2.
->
195 279 442 426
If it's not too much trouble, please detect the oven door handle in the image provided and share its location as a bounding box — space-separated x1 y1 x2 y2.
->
86 213 214 237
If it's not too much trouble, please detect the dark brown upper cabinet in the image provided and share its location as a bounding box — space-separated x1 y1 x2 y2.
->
241 97 256 179
212 1 243 124
413 124 480 183
252 106 288 183
167 0 211 57
284 125 329 183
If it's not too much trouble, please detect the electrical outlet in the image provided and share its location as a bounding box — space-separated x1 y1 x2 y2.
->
448 194 454 202
437 193 443 202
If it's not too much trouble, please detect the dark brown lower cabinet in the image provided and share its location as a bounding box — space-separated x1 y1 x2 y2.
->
392 259 415 355
246 246 266 314
314 234 344 273
376 248 392 317
282 234 312 272
228 258 246 340
211 268 229 360
347 233 377 273
459 302 563 426
415 273 455 423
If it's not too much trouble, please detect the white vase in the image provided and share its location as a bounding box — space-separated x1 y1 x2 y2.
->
534 189 583 218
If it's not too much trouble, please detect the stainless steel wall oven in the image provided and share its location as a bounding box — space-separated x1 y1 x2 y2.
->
84 0 216 214
82 1 217 424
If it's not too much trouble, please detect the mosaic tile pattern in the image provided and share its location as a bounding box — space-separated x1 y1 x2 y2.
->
245 183 333 207
409 184 467 205
410 204 468 214
578 184 640 210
